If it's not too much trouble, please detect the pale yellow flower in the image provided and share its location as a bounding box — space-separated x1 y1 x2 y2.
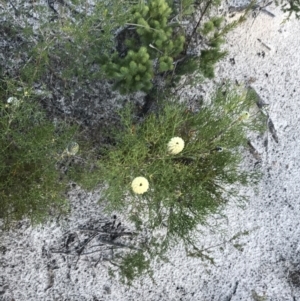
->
63 142 79 157
131 177 149 194
6 97 21 107
167 137 184 155
240 111 250 121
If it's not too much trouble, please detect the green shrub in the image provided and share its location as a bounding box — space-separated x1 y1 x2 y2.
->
89 85 266 282
102 0 185 93
0 0 268 284
0 87 76 227
3 0 242 95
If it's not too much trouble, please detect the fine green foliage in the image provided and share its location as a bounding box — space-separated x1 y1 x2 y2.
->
97 86 266 247
198 16 227 78
118 250 152 285
2 0 133 87
169 1 249 83
53 0 132 82
0 85 76 227
197 14 247 78
199 48 227 79
276 0 300 19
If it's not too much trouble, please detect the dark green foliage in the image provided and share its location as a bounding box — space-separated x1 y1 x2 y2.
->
97 86 266 246
159 55 174 72
55 0 132 81
84 85 267 282
276 0 300 19
0 84 76 227
103 47 154 94
5 0 133 87
211 16 224 28
102 0 185 93
118 250 151 285
199 17 227 75
196 14 246 78
20 41 50 84
201 20 215 35
199 48 227 78
131 0 185 58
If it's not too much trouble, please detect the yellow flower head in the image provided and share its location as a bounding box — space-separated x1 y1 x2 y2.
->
66 142 79 156
131 177 149 194
240 111 250 121
7 97 21 107
167 137 184 155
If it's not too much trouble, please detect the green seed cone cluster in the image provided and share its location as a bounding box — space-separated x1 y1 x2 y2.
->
103 0 185 93
104 47 154 94
131 0 185 59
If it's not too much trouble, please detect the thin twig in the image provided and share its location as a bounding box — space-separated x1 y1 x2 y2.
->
184 0 213 53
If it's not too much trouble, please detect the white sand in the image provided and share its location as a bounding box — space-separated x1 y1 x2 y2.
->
1 4 300 301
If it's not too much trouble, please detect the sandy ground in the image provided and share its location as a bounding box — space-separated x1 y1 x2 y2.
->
1 4 300 301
